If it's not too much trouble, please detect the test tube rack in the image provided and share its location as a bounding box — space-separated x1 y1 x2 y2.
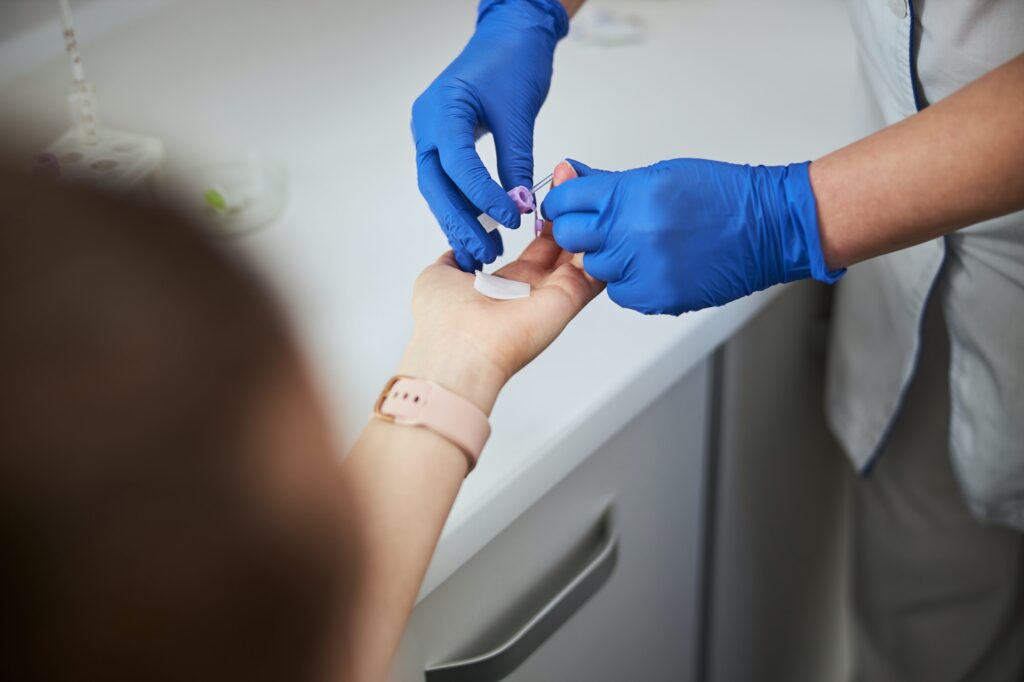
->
38 128 164 193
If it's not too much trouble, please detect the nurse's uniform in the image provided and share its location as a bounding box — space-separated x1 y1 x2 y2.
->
827 1 1024 679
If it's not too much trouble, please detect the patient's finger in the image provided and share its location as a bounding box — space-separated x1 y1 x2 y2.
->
553 160 578 185
537 159 580 238
503 234 562 270
540 261 606 312
436 250 459 268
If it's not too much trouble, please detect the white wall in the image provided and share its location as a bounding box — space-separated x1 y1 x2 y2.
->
0 0 174 84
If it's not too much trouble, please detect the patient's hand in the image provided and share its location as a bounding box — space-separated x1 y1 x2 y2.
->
399 162 602 413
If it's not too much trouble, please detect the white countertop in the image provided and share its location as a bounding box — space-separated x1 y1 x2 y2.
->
0 0 872 600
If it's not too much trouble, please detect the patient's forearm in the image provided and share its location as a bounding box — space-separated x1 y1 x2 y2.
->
340 420 467 681
339 345 501 681
810 53 1024 270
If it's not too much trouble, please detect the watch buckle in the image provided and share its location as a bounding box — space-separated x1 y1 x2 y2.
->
374 375 410 423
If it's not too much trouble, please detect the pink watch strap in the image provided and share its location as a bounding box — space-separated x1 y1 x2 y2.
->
374 376 491 473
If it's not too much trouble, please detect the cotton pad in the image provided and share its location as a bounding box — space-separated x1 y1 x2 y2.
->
474 271 531 300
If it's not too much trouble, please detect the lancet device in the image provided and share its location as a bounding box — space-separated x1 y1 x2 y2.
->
477 172 554 233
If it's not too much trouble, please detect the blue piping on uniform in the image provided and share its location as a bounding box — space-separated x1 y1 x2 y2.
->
907 0 923 111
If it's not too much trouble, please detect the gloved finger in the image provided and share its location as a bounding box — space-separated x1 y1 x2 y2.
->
447 226 484 272
582 249 625 284
493 123 535 191
608 276 690 316
417 150 499 268
551 211 604 254
436 126 521 228
541 172 618 220
606 281 644 313
438 221 480 271
454 205 500 264
489 228 504 258
454 246 482 273
610 282 685 316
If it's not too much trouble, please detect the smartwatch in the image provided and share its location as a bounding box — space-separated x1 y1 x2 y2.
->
374 376 491 474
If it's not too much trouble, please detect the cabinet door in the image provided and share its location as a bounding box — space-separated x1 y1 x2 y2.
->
705 282 849 682
394 359 711 682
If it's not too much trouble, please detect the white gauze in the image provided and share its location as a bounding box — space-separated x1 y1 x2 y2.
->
474 271 531 300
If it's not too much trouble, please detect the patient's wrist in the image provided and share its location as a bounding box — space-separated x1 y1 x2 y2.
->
397 338 505 415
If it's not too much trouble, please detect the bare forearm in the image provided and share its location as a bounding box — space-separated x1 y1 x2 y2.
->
339 345 503 681
340 421 466 681
337 178 599 678
810 53 1024 270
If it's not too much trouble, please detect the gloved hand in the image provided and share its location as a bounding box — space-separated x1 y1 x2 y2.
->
541 158 844 315
412 0 569 272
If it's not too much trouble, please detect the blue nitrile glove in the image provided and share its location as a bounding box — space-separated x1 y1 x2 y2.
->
412 0 569 272
541 158 844 315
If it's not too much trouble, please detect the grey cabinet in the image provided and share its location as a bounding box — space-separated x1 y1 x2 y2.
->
704 282 849 682
390 359 712 682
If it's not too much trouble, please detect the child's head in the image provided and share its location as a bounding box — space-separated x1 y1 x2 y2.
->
0 171 355 681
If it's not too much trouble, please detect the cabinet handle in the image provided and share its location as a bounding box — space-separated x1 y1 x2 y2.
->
425 515 619 682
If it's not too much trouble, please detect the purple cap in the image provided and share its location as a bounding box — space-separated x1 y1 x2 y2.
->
507 185 536 214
